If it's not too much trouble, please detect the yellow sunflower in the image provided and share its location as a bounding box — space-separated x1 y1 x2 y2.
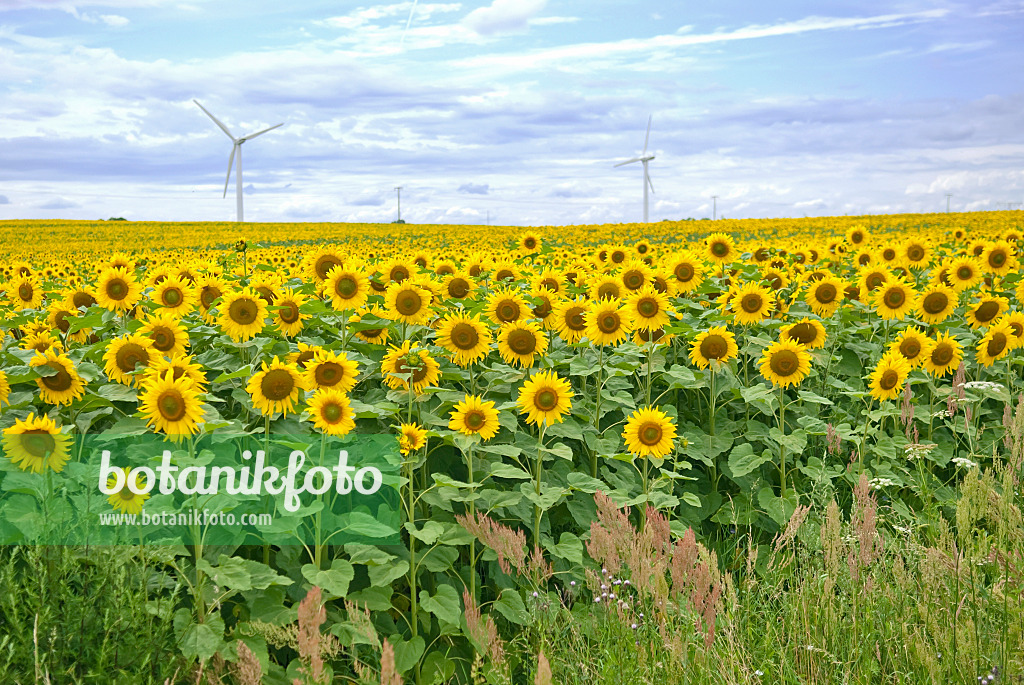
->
665 251 705 293
625 286 671 332
95 266 142 313
857 265 890 295
9 275 44 310
399 422 427 455
869 351 911 402
803 275 844 318
946 256 983 292
532 269 563 296
350 306 393 345
305 388 356 436
845 225 868 246
519 232 542 254
965 296 1008 330
103 333 155 386
981 240 1017 276
21 331 63 356
497 320 548 368
273 288 306 338
872 277 917 320
385 281 433 326
759 339 812 389
218 289 268 342
779 317 827 349
976 322 1014 367
552 296 589 344
731 282 776 325
442 272 477 301
140 374 204 442
434 313 492 367
585 297 633 346
999 311 1024 348
64 285 97 311
889 327 929 368
705 232 736 264
247 356 306 417
106 468 150 515
145 354 208 391
151 275 196 317
304 349 359 393
484 286 529 325
915 284 957 324
30 348 86 406
922 332 963 377
902 239 930 269
448 394 501 440
0 369 9 408
618 259 653 293
517 369 573 426
381 340 440 395
622 406 677 459
689 326 738 369
196 275 228 323
325 266 370 311
139 313 189 358
2 413 72 474
305 246 348 284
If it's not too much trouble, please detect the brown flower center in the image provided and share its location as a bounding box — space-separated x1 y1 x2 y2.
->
447 278 470 299
260 368 296 401
598 312 621 334
639 422 662 446
907 245 925 262
622 270 645 290
40 362 73 392
535 389 558 411
21 430 56 459
700 334 727 360
987 333 1007 358
279 301 300 324
150 326 175 352
922 292 948 315
975 301 999 323
507 329 537 355
315 255 343 281
335 276 358 298
711 241 729 257
162 287 183 307
396 290 422 316
451 322 480 350
674 262 695 282
900 337 921 359
322 402 343 423
106 278 128 300
815 284 837 304
597 283 621 300
932 343 953 366
787 323 817 345
495 299 520 323
565 307 586 331
200 286 222 309
741 294 764 314
465 410 486 430
115 343 149 373
159 391 186 421
73 291 96 309
879 369 900 391
769 349 800 377
636 297 659 318
883 288 905 309
229 297 258 325
314 362 344 387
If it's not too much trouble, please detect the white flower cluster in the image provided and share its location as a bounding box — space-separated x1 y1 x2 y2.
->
904 443 938 461
952 456 978 469
869 477 895 490
963 381 1004 394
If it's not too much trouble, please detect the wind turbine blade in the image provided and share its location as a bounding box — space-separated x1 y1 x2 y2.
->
613 157 642 168
194 99 236 140
240 123 283 142
223 145 236 198
645 169 655 194
642 114 652 155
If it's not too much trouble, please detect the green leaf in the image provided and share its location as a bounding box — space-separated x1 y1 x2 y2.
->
493 589 529 625
95 383 138 402
198 555 292 593
419 584 462 627
681 492 702 508
211 365 253 383
388 635 425 675
405 520 444 545
768 428 807 455
797 389 834 405
174 608 224 663
544 532 583 565
301 560 354 597
368 560 409 588
727 443 773 479
757 487 798 526
488 463 532 480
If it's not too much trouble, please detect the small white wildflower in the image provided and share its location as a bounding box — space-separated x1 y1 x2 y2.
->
869 477 894 490
532 591 539 598
755 670 764 677
904 442 938 461
964 381 1003 393
952 456 978 469
570 580 576 587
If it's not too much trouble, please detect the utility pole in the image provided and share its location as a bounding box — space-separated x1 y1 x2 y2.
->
394 186 403 222
711 195 719 220
945 193 952 213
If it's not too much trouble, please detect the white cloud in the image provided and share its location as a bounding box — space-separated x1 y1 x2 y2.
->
462 0 546 35
100 14 129 26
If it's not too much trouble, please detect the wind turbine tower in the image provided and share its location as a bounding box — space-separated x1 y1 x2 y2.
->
194 99 283 222
614 115 656 222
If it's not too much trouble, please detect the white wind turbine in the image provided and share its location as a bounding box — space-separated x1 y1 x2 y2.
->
613 114 655 222
194 99 283 222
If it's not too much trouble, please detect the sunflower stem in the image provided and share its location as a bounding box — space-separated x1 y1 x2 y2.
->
314 431 327 569
778 388 787 500
591 346 604 478
709 366 718 489
263 415 271 566
534 423 548 549
466 442 477 601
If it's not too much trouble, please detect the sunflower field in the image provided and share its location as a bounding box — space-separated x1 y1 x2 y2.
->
0 213 1023 684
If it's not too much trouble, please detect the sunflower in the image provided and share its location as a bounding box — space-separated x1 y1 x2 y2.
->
64 285 97 311
517 369 573 426
443 272 476 301
532 269 563 296
435 313 492 366
449 394 501 440
140 373 204 441
965 296 1008 330
590 273 624 302
9 275 43 310
888 327 929 368
779 317 827 349
325 266 370 311
106 468 150 515
976 322 1014 367
705 232 736 264
399 423 427 455
497 320 548 368
804 275 844 318
145 354 208 391
519 232 542 254
946 256 983 292
381 340 441 394
759 339 812 389
247 356 306 417
103 333 154 386
151 275 196 318
305 388 356 436
857 266 890 294
2 413 72 474
872 277 917 320
273 288 306 337
490 260 520 283
0 369 9 408
217 289 268 342
999 311 1024 348
618 259 653 293
688 326 738 369
981 240 1017 276
47 302 87 343
761 267 790 292
731 282 775 325
529 288 559 330
922 332 963 377
31 348 86 406
878 243 903 268
196 275 228 322
622 405 677 459
585 297 633 346
350 306 393 345
95 266 142 313
139 313 189 358
21 331 63 355
868 351 911 402
625 286 671 332
306 246 348 284
902 240 930 269
384 281 432 326
845 225 868 246
552 296 589 344
915 284 957 324
665 251 705 293
485 286 529 325
304 349 359 393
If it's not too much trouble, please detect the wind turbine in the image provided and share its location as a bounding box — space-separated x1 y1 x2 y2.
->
614 115 655 223
194 99 282 222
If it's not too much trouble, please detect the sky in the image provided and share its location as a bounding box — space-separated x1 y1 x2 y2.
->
1 0 1023 226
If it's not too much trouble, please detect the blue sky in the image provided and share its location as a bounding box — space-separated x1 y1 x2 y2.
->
1 0 1022 225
